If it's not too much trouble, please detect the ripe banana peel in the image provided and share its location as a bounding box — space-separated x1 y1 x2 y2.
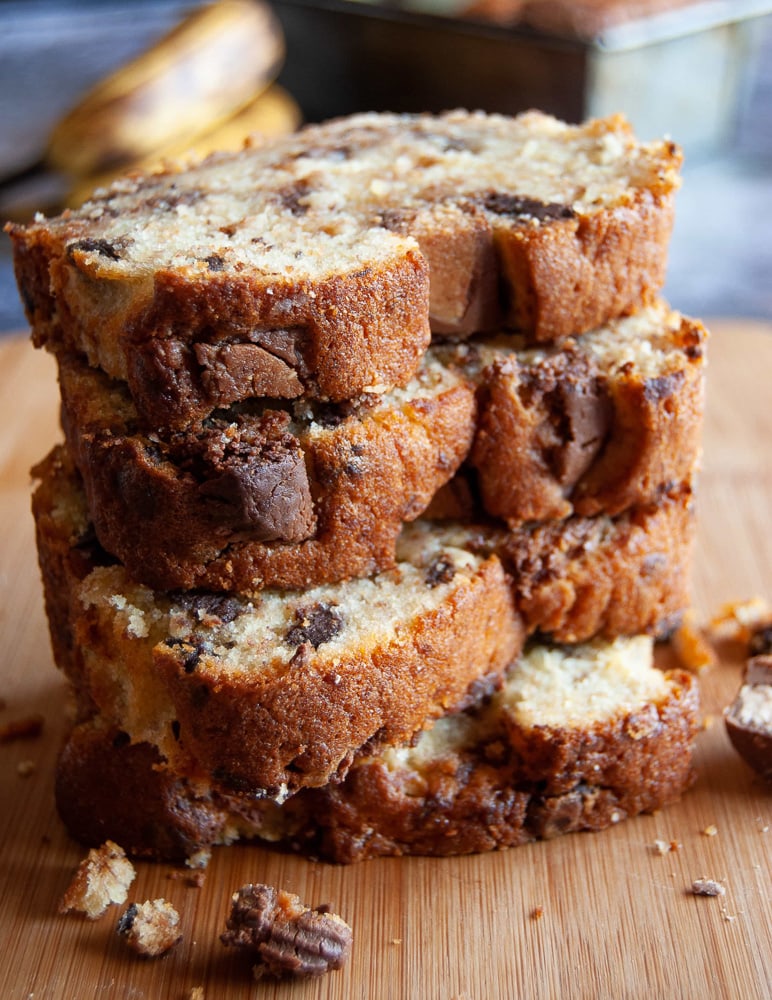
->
47 0 286 176
68 84 302 207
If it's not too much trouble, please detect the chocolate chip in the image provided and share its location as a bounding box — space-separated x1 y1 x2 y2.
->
749 624 772 657
481 193 575 222
171 593 245 626
205 254 225 272
66 238 122 261
112 731 131 749
162 637 207 673
425 555 456 587
286 604 343 649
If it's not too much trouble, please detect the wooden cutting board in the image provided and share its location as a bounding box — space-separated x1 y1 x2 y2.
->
0 322 770 1000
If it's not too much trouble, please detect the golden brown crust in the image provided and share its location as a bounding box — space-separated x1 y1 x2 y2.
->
34 455 523 796
55 349 476 591
466 308 706 524
53 666 699 862
496 483 696 642
152 553 521 795
9 110 680 433
495 189 676 341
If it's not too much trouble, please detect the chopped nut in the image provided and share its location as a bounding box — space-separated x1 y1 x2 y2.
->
0 714 44 743
59 841 136 919
221 883 353 980
17 759 35 777
702 825 718 837
117 899 182 957
691 877 726 897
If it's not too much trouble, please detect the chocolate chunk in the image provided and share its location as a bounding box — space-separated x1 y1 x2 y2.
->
749 624 772 657
66 237 122 262
205 254 225 272
481 193 575 222
162 638 208 674
221 883 352 980
195 338 305 402
198 434 315 541
547 377 611 486
425 555 457 587
278 180 312 215
286 603 343 649
725 653 772 780
171 593 245 626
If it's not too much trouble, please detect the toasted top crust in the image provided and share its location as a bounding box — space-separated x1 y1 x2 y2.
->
9 109 681 396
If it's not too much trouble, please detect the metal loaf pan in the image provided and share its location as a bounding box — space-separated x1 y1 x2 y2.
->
272 0 772 152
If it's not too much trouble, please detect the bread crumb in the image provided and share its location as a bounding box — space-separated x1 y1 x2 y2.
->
530 906 544 920
652 839 681 855
189 989 205 1000
701 714 715 731
185 848 211 870
168 867 206 888
702 825 718 837
17 759 35 777
691 877 726 897
710 598 771 642
671 611 715 672
0 714 44 743
117 898 182 957
390 938 402 945
59 841 136 918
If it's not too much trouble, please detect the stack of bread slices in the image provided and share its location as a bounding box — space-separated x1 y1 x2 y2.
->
8 109 704 863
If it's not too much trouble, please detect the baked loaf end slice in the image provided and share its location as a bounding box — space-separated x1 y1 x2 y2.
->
33 456 523 799
452 302 706 524
55 344 475 592
53 635 699 861
8 109 680 427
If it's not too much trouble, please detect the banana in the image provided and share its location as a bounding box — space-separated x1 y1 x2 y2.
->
68 84 302 207
47 0 286 177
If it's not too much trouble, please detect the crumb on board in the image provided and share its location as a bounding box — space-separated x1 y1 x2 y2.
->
702 825 718 837
710 598 771 643
691 877 726 897
652 839 681 855
117 898 182 957
189 989 204 1000
671 611 716 672
0 714 44 744
17 759 35 777
168 867 206 888
59 841 136 919
221 883 353 980
530 906 544 921
185 848 211 870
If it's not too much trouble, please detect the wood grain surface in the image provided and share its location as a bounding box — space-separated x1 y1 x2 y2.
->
0 322 770 1000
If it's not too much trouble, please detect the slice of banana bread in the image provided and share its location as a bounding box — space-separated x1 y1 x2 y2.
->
55 344 475 592
8 109 681 429
33 452 523 799
448 302 706 524
53 635 699 861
